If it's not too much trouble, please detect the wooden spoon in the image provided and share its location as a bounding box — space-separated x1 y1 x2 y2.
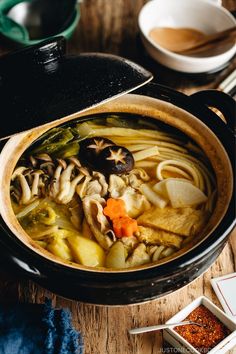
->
149 26 236 53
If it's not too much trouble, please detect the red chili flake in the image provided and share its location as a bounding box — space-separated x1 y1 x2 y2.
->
174 305 231 353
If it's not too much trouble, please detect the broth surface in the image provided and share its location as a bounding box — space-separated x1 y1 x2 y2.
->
10 114 216 269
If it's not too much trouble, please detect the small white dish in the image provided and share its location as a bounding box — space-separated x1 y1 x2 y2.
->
138 0 236 73
211 273 236 323
163 296 236 354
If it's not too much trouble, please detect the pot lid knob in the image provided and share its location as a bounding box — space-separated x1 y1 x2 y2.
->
0 37 153 140
34 38 65 65
0 37 65 76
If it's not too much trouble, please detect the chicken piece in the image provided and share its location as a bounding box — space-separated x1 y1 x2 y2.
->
125 243 150 268
137 226 183 249
92 172 108 196
82 195 115 250
108 174 150 218
137 206 206 237
86 180 103 196
108 174 126 198
122 168 150 189
76 172 108 199
121 236 139 253
119 187 150 218
76 176 92 199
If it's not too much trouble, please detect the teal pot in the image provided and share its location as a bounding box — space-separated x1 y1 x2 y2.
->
0 0 80 46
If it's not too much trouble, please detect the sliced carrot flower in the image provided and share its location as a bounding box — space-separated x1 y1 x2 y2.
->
112 216 138 238
103 198 126 220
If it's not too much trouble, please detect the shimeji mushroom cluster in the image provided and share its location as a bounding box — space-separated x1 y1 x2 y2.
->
11 154 91 205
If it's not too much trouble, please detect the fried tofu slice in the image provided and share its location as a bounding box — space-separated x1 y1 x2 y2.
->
137 226 183 249
137 206 206 237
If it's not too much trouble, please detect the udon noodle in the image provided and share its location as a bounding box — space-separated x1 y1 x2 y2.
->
10 114 216 269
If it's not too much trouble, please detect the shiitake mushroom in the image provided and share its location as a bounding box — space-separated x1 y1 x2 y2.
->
78 137 114 168
98 145 134 175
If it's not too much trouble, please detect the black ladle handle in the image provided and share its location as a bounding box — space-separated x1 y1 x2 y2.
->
190 90 236 135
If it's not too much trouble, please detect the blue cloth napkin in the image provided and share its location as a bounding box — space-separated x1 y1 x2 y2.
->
0 299 83 354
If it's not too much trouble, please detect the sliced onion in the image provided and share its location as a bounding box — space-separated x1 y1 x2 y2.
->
140 184 168 209
161 247 175 257
16 199 40 219
152 245 166 261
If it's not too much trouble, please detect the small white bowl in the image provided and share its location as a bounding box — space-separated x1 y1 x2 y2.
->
138 0 236 73
163 296 236 354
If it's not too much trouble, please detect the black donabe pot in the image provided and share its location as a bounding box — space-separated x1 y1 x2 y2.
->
0 38 235 305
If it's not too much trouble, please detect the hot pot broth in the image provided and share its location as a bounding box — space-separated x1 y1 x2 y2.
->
10 114 216 269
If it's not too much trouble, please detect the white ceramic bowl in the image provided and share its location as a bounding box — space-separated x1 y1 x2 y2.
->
163 296 236 354
138 0 236 73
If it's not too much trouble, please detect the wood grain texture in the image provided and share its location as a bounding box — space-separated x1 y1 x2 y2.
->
0 0 235 353
230 228 236 267
14 241 236 354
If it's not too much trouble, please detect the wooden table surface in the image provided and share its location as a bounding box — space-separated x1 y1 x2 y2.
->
0 1 235 353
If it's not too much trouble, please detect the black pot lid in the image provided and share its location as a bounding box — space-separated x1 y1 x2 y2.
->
0 37 153 140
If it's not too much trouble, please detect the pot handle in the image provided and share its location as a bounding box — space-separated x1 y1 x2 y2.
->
190 90 236 135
